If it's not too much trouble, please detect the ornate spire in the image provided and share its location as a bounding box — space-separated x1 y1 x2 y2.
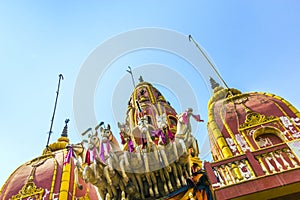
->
61 119 70 137
139 75 144 83
209 77 220 90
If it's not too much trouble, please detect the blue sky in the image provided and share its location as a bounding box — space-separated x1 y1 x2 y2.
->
1 1 300 186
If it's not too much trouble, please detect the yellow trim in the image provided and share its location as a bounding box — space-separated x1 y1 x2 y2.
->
157 103 163 116
241 130 255 150
245 160 255 178
252 126 285 147
231 163 242 180
278 120 294 142
207 101 233 160
10 179 44 200
207 125 222 160
272 99 290 118
1 164 26 199
264 92 300 119
239 112 278 131
59 150 72 200
129 108 135 130
220 102 242 155
146 85 156 104
208 87 242 109
49 157 58 200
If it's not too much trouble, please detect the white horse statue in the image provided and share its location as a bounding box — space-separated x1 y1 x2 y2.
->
156 113 185 189
176 108 202 157
132 115 160 197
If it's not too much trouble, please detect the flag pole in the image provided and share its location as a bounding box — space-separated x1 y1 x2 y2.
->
188 35 231 92
46 74 64 149
126 66 136 88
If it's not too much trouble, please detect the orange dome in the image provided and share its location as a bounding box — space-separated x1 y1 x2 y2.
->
0 136 98 200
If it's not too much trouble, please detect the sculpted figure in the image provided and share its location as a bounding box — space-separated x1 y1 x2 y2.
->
118 121 136 153
98 124 127 198
82 162 113 200
155 113 183 189
118 121 146 199
132 116 160 197
176 108 202 157
82 123 126 200
69 142 91 190
175 108 203 178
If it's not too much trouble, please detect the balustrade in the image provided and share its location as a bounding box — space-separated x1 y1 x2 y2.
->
205 143 300 189
255 147 299 175
208 158 254 188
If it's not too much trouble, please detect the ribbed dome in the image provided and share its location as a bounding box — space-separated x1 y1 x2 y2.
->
126 80 178 133
0 136 98 200
207 87 300 161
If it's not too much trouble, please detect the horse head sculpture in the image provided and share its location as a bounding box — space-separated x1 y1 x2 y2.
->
156 113 168 129
155 113 175 144
99 123 120 152
132 115 155 150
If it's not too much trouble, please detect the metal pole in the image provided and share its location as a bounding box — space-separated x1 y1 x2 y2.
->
126 66 136 88
188 35 231 91
46 74 64 148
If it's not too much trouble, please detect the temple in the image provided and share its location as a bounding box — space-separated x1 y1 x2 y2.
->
204 81 300 199
0 120 99 200
1 75 300 200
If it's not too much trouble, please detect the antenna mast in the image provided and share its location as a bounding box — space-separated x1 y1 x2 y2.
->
46 74 64 148
188 35 231 90
126 66 136 88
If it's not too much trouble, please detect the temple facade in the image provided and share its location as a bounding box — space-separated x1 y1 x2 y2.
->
1 77 300 200
204 82 300 199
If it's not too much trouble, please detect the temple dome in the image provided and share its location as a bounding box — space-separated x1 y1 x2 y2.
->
207 86 300 160
0 135 98 200
126 79 178 133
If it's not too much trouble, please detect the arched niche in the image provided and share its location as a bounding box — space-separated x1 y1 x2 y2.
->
253 126 285 148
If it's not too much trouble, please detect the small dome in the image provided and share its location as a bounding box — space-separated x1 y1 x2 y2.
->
0 137 98 200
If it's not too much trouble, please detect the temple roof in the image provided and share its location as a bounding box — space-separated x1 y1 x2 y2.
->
207 86 300 160
0 128 98 200
126 80 178 132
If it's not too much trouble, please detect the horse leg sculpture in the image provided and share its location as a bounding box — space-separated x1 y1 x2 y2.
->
143 152 150 173
118 178 126 200
104 165 119 198
159 147 169 169
159 168 169 194
119 158 129 184
150 172 159 197
135 174 145 199
165 167 174 192
171 163 182 188
104 166 113 185
145 172 154 197
176 164 187 186
105 193 111 200
106 183 114 200
158 148 173 193
97 188 105 200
